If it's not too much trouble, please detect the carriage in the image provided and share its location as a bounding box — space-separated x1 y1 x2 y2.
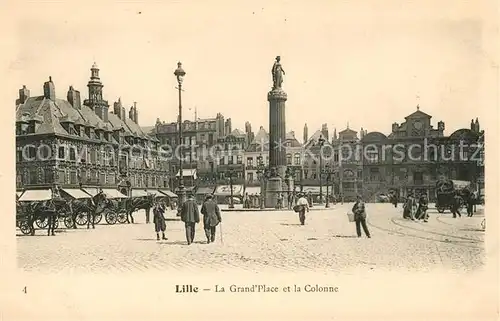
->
16 189 71 234
435 179 471 213
78 188 129 225
16 192 33 235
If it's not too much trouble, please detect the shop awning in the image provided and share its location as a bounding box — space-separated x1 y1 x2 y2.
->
214 185 244 196
158 190 178 198
196 186 215 195
16 191 23 198
82 188 99 197
145 189 163 197
302 186 321 194
102 189 128 199
18 189 52 202
176 169 197 179
244 186 261 195
62 188 91 199
451 180 471 190
131 189 149 197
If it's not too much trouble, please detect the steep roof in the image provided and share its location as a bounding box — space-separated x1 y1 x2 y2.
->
230 128 246 137
405 107 431 119
16 94 152 140
250 127 269 144
338 127 357 135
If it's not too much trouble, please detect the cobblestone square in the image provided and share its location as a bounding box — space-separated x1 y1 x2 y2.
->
17 203 485 274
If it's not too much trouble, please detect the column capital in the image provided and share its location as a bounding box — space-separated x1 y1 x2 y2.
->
268 89 287 101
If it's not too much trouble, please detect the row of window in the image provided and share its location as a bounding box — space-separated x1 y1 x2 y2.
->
17 145 168 170
17 167 169 188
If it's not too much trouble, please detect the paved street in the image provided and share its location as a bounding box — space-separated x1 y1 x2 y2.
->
17 203 485 274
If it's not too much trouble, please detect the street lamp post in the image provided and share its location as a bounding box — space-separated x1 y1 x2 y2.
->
174 62 186 208
318 135 325 204
228 169 235 209
257 154 265 209
322 164 333 208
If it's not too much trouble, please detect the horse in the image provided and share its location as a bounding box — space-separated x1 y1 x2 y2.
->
23 198 67 236
125 194 155 224
68 192 108 229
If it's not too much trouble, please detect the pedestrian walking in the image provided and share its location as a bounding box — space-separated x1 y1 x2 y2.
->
466 190 474 217
180 192 200 245
307 191 313 208
352 195 371 238
200 195 222 244
294 193 310 225
153 201 167 240
391 192 398 208
415 194 429 222
403 192 416 220
287 192 295 210
451 192 462 218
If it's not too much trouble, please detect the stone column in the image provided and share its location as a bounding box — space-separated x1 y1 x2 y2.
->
268 89 287 178
265 88 287 208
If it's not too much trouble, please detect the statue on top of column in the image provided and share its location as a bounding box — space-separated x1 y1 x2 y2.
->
272 56 285 90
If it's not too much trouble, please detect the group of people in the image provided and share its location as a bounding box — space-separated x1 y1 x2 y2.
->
153 192 223 245
402 192 429 222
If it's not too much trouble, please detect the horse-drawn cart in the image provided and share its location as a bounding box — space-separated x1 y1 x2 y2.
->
435 179 471 213
82 188 128 225
16 189 67 235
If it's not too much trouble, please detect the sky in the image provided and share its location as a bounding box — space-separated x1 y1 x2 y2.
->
4 0 498 142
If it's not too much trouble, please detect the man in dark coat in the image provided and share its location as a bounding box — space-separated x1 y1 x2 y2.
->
180 192 200 245
415 194 429 222
352 195 371 238
153 201 167 241
200 195 222 244
451 192 462 218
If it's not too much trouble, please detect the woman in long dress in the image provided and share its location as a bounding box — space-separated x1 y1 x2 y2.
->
272 56 285 89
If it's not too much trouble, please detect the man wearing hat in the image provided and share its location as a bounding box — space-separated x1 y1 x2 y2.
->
295 193 310 225
180 192 200 245
352 194 371 238
200 194 222 244
153 200 168 241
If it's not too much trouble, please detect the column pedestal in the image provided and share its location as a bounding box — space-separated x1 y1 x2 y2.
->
265 177 282 208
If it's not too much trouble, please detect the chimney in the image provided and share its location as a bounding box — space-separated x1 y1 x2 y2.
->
129 106 135 122
224 118 232 136
303 123 308 144
121 107 126 121
360 127 364 139
67 86 81 109
133 102 138 124
114 98 122 119
43 76 56 100
17 85 30 104
321 123 329 141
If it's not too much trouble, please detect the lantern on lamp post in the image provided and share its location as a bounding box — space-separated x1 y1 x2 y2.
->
174 62 186 208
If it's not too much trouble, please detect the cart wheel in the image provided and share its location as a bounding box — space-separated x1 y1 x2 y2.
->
117 212 128 224
105 212 118 225
54 218 59 229
19 220 32 235
437 207 445 213
64 216 74 228
75 212 88 225
93 213 103 224
35 217 49 229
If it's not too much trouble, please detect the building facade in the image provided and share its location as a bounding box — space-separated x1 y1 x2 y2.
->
15 63 169 195
331 126 364 202
360 107 484 201
148 113 230 190
244 127 302 189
